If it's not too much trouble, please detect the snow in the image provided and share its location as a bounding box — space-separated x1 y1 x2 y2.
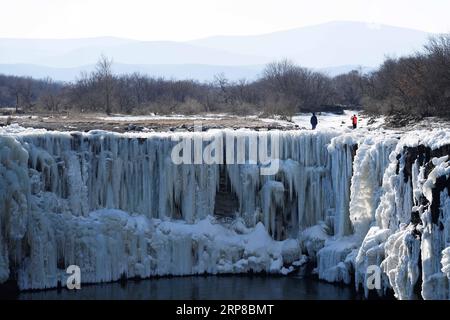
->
291 110 385 131
419 158 450 300
258 117 293 128
0 115 39 120
349 135 397 237
299 223 331 259
96 114 226 121
381 224 421 300
248 110 385 131
354 226 391 296
442 247 450 278
317 236 359 284
16 209 303 289
0 121 450 300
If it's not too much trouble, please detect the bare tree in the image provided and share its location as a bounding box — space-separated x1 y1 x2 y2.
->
11 77 22 112
9 76 35 112
333 70 364 107
95 55 115 115
214 73 230 104
39 77 62 112
2 35 450 120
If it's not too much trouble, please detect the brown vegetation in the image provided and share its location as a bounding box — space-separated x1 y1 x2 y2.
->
0 35 449 121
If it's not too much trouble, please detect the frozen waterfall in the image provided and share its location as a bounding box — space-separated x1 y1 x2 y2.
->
0 125 449 300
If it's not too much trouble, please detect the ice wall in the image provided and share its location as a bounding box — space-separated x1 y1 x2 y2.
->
420 156 450 299
318 133 397 285
354 134 450 300
226 130 340 239
0 127 338 289
22 131 218 222
0 125 449 300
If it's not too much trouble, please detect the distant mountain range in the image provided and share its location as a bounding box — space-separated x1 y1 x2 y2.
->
0 63 265 82
0 21 431 81
0 63 376 82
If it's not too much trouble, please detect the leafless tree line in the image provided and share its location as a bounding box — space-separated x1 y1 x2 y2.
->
0 35 449 120
0 57 357 117
362 34 450 118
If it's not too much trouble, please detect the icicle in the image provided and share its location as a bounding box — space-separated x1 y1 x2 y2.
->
1 124 450 296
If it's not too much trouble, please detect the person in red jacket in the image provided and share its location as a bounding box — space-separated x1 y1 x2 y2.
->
351 114 358 129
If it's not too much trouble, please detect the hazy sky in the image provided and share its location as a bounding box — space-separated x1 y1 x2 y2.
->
1 0 449 40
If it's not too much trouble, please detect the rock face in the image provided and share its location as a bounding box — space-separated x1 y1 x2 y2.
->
354 138 450 300
213 167 239 219
0 125 449 299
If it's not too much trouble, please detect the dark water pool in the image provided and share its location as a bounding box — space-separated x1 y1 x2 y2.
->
6 275 368 300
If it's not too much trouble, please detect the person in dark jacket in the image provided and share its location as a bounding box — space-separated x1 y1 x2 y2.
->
310 112 318 130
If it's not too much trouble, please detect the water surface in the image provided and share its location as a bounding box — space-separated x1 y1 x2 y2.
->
14 276 363 300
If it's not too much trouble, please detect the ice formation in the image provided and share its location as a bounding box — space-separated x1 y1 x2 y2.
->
0 124 449 300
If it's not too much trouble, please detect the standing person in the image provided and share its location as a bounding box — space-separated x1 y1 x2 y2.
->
310 112 318 130
351 114 358 129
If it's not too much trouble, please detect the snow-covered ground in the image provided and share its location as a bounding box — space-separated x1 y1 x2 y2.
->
96 110 385 131
96 113 228 121
0 113 449 300
0 115 40 120
291 110 385 130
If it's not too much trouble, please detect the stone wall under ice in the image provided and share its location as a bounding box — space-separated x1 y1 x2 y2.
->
0 125 449 299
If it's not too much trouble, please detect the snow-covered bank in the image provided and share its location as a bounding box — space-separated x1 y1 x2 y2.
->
0 124 449 299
